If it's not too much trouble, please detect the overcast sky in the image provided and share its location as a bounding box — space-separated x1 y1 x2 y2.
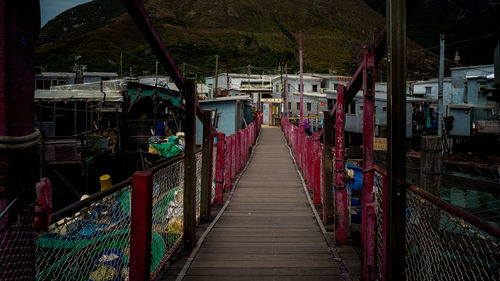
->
40 0 92 26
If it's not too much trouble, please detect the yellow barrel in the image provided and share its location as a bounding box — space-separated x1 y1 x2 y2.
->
99 174 112 191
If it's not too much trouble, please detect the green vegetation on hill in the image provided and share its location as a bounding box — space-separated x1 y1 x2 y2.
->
36 0 439 79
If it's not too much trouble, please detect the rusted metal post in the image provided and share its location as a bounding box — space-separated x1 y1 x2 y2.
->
130 171 153 281
201 110 214 222
183 78 197 249
334 85 347 244
322 111 334 225
215 132 225 204
362 47 376 281
224 135 232 191
386 0 407 279
0 2 40 280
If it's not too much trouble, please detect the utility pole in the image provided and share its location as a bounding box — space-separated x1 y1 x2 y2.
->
120 52 123 77
280 59 284 115
285 64 289 118
214 55 219 98
155 60 159 88
438 34 445 137
299 31 304 127
386 0 407 280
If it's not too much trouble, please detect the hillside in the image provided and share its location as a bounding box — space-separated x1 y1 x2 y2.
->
36 0 438 79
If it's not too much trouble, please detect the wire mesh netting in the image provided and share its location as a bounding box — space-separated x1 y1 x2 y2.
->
195 151 202 221
373 168 500 281
405 189 500 281
35 186 132 281
211 145 217 204
373 170 385 280
151 158 184 277
0 207 36 281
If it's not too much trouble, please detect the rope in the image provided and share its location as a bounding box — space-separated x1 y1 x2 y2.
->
0 129 40 150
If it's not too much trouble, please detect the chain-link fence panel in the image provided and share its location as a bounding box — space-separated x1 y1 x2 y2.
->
373 169 385 280
373 166 500 281
405 188 500 281
196 151 202 221
0 207 36 281
35 186 131 281
151 158 184 278
211 144 217 204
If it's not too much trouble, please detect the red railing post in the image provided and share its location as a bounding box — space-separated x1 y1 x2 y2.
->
313 134 321 204
236 131 241 173
362 47 376 281
298 129 302 169
334 85 347 244
231 134 236 180
224 135 232 191
215 132 225 204
130 171 153 281
306 136 313 191
244 128 248 162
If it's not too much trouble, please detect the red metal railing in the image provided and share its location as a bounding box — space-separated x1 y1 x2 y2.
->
281 118 500 281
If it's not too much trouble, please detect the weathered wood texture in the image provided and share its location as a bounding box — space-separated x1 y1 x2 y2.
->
181 127 359 280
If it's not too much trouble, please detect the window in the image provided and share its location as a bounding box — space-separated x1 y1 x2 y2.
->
312 85 318 92
288 102 291 110
425 87 432 94
36 80 43 89
346 102 356 114
288 84 291 92
275 84 279 92
296 102 300 110
307 103 312 112
297 84 301 92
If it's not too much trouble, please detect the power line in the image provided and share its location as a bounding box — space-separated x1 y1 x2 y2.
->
408 33 498 54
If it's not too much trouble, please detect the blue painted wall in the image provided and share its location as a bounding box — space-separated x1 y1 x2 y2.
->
196 100 237 144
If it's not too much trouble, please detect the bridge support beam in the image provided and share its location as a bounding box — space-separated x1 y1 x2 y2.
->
362 47 376 281
201 110 214 222
334 85 347 244
386 0 407 279
183 78 197 249
322 111 334 225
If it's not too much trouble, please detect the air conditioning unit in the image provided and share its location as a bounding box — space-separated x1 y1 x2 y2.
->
320 88 325 94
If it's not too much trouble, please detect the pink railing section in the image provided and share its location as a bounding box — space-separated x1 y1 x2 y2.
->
281 117 500 281
281 118 327 215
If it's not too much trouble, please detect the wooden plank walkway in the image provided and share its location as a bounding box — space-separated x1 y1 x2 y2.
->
181 126 358 281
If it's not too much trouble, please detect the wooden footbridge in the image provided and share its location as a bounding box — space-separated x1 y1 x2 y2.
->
2 1 499 281
174 126 360 281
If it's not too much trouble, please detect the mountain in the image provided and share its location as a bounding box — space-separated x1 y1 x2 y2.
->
36 0 439 80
